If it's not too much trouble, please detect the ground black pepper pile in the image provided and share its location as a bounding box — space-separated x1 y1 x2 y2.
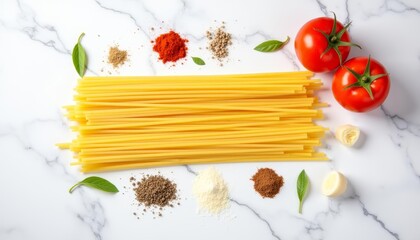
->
130 174 179 218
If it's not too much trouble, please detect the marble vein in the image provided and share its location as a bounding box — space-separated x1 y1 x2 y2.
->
381 106 420 137
172 0 206 34
14 0 70 55
344 0 351 25
0 0 101 75
363 0 420 19
230 198 282 240
314 0 328 16
177 0 189 23
405 149 420 181
76 195 106 240
354 195 400 240
380 0 420 14
382 105 420 184
184 164 198 176
0 119 107 240
293 200 341 240
93 0 151 40
281 49 300 71
0 123 67 175
292 190 401 240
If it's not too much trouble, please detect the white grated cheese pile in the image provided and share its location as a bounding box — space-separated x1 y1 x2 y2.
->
192 166 229 215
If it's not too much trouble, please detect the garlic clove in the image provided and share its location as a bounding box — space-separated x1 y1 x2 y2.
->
321 171 347 197
335 124 360 147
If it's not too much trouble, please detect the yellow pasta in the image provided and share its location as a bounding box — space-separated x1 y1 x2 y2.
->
59 71 328 172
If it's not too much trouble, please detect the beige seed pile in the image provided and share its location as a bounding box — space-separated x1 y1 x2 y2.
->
206 25 232 61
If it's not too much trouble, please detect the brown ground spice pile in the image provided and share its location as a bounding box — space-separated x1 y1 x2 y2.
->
108 46 128 68
132 175 178 208
251 168 284 198
206 25 232 60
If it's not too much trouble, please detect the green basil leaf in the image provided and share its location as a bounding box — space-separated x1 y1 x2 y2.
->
69 176 119 193
72 33 87 77
191 57 205 66
297 169 309 214
254 36 290 52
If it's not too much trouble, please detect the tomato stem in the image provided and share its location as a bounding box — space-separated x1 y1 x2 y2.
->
361 76 369 83
315 12 361 65
343 56 389 100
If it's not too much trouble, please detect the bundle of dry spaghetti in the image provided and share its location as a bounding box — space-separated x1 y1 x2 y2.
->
58 71 328 172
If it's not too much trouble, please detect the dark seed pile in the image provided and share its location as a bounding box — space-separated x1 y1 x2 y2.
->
130 174 179 218
134 175 177 207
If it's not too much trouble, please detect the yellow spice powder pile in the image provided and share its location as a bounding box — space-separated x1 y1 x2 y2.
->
108 46 128 68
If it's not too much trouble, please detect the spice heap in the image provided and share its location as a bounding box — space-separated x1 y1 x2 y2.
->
131 174 179 217
206 25 232 61
108 46 128 68
192 167 229 215
153 31 188 63
251 168 284 198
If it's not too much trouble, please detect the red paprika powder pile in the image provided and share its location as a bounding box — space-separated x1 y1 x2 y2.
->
153 31 188 63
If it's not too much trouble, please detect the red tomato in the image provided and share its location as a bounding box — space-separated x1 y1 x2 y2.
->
332 57 390 112
295 14 358 72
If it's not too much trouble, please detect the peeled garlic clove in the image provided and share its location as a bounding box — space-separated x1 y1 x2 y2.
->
322 171 348 197
335 124 360 147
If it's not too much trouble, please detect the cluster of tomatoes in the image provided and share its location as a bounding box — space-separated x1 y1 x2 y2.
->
294 13 390 113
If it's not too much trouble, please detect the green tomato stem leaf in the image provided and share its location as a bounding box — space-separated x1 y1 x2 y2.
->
363 84 374 100
363 55 372 76
331 12 338 35
370 73 389 81
72 33 87 78
343 81 361 90
344 66 362 79
336 21 350 38
297 169 309 214
191 57 205 65
69 176 119 193
332 45 343 66
254 36 290 52
317 12 361 65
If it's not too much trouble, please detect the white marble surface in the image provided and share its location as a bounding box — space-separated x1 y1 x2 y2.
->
1 0 420 239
